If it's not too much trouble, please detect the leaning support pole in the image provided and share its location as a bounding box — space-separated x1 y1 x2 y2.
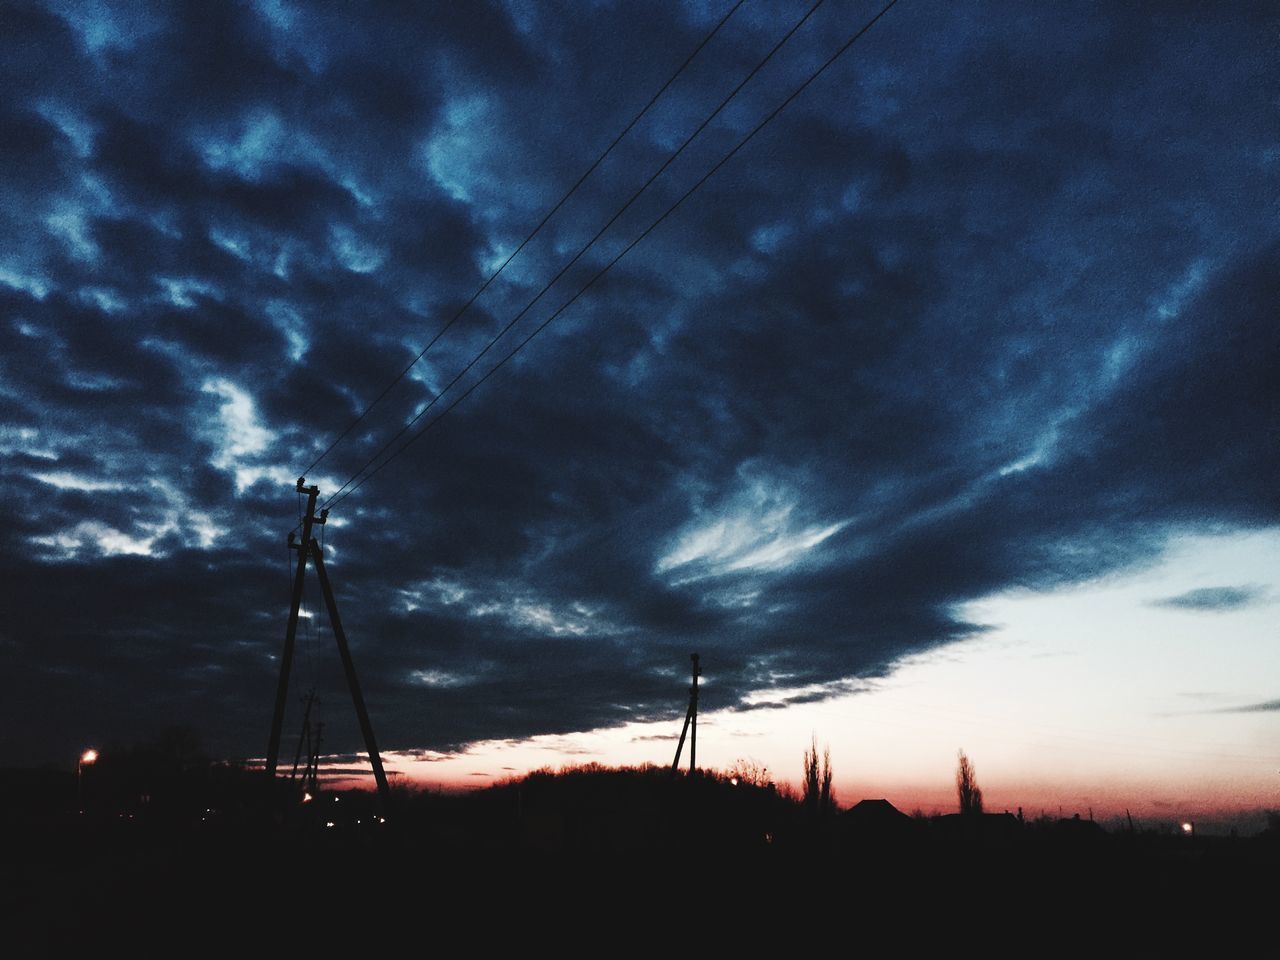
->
267 478 320 779
672 702 694 773
311 538 392 814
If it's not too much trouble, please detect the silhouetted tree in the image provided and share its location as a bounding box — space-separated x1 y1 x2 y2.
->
729 757 772 789
802 736 835 816
802 738 819 813
821 746 833 812
956 749 983 815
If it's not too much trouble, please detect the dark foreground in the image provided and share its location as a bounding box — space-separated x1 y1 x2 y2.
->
4 765 1275 949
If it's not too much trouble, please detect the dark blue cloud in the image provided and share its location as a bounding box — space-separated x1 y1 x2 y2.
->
1 0 1276 764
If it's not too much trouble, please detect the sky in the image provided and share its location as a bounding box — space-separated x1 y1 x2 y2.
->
1 1 1277 821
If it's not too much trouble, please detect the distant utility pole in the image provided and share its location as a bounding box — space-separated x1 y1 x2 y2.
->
288 690 324 798
671 653 701 774
266 477 391 814
301 719 323 799
288 689 317 783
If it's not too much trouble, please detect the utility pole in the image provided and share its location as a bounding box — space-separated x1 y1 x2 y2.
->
265 477 391 815
671 653 701 774
289 689 317 783
267 478 320 779
304 721 323 797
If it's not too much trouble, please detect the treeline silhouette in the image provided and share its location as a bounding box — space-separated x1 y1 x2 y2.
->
9 728 1280 846
6 730 1278 949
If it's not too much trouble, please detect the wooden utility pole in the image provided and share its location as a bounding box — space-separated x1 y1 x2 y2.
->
289 689 317 783
267 478 320 779
304 721 323 797
265 477 391 815
671 653 701 774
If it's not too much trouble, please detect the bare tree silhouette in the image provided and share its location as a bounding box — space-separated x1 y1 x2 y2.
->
729 757 772 789
956 748 983 815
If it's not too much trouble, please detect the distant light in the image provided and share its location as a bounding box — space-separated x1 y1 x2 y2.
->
81 749 98 764
302 792 313 803
730 777 739 786
1181 822 1194 834
325 821 335 828
378 817 386 825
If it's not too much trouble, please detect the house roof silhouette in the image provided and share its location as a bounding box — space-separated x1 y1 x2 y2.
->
845 798 915 828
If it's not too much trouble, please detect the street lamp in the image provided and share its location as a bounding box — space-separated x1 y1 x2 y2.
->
78 748 98 814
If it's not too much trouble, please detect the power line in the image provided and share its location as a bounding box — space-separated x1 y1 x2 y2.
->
318 0 832 512
319 1 826 509
323 0 901 513
298 0 749 479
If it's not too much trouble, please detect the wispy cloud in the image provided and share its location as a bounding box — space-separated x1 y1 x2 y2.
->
1150 585 1267 612
1214 699 1280 714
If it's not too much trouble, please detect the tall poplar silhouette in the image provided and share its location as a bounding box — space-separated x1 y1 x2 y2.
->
956 749 983 815
802 736 835 815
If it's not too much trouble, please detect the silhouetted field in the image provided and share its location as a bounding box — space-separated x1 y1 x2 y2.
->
4 761 1275 948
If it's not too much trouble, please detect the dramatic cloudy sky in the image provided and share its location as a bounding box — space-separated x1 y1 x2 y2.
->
2 1 1276 812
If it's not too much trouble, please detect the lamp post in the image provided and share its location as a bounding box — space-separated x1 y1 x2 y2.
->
78 748 97 814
